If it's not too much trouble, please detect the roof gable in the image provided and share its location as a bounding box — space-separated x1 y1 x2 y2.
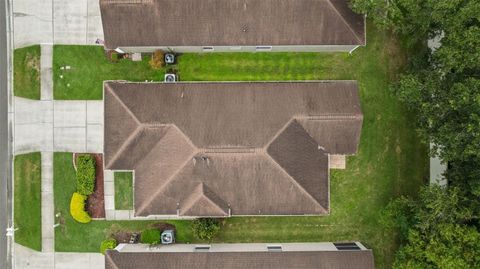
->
100 0 366 49
267 120 329 209
180 183 229 217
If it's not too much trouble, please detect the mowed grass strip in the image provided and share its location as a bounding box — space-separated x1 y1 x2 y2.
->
114 172 133 210
14 152 42 251
14 45 41 99
53 153 195 252
53 45 167 100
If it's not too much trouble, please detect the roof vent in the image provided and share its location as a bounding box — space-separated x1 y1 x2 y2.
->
267 245 283 252
195 245 211 252
334 242 360 251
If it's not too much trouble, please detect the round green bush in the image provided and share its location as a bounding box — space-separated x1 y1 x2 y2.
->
192 218 221 241
141 229 161 244
100 239 117 255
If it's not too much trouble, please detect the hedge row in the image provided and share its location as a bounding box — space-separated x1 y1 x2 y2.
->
70 192 91 223
76 154 96 196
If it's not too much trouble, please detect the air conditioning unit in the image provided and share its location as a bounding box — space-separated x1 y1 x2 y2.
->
164 73 177 83
161 230 175 244
164 53 175 64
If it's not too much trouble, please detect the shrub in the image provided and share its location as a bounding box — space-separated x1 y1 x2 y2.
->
140 229 161 244
76 154 96 196
70 192 91 223
192 218 221 241
100 239 117 254
149 50 165 69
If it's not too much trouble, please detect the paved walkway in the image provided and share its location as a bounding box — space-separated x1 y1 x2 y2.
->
41 152 54 253
13 0 103 48
14 243 104 269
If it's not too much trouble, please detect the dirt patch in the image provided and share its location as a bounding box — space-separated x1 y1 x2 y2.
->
111 231 138 244
151 222 176 233
73 153 105 218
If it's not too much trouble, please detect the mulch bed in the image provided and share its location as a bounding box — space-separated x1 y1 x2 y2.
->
110 223 176 244
73 153 105 219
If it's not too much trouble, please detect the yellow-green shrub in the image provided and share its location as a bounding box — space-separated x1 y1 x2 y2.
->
70 192 91 223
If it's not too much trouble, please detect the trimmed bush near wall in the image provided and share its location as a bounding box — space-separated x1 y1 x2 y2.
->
76 154 96 196
140 229 161 245
100 239 117 254
192 218 221 241
70 192 92 223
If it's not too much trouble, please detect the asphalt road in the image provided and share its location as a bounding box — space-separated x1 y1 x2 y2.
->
0 0 13 268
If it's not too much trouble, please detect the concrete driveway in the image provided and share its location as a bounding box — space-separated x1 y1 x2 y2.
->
13 0 103 48
14 97 103 154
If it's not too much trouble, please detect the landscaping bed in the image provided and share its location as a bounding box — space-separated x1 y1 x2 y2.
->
54 153 194 252
14 152 42 251
73 153 105 218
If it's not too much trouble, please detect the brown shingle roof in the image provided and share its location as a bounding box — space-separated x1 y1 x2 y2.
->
105 249 375 269
104 81 363 216
99 0 365 49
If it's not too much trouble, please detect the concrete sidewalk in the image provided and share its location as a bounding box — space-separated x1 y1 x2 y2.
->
14 243 104 269
13 0 103 48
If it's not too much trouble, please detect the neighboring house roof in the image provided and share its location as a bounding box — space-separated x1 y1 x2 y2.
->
104 81 363 217
105 244 375 269
99 0 366 49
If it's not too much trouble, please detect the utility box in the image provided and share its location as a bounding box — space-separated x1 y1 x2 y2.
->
161 230 175 245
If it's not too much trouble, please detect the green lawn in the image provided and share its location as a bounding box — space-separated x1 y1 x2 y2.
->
14 45 41 99
114 172 133 210
53 45 167 100
53 153 194 252
51 23 427 268
14 152 42 251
